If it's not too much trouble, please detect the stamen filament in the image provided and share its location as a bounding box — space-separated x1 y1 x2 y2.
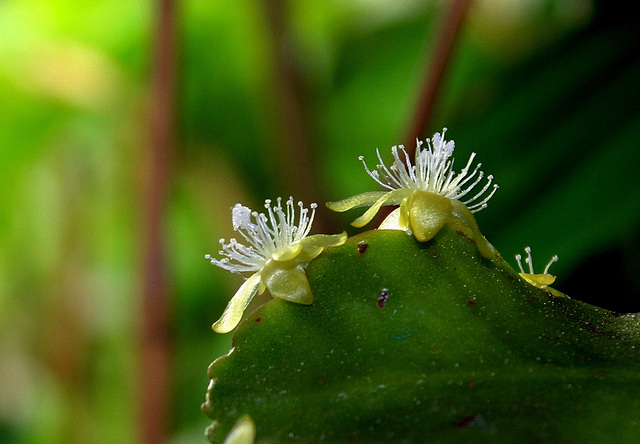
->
357 129 497 212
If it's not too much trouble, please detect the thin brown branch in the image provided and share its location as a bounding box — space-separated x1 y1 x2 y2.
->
261 0 337 234
375 0 473 227
140 1 177 443
403 0 473 153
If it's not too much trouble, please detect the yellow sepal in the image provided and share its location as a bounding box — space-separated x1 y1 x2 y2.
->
351 189 411 228
403 190 453 242
298 232 348 262
262 261 314 305
212 272 264 334
326 191 388 212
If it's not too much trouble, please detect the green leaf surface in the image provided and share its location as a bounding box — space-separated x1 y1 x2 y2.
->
202 225 640 443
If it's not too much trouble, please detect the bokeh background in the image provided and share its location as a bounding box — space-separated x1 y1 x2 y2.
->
1 0 639 443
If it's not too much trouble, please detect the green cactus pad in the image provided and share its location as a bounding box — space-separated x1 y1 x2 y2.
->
202 223 640 443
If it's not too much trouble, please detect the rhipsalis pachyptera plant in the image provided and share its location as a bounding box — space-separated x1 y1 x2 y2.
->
201 129 640 443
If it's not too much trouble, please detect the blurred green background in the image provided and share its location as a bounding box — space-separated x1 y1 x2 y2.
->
1 0 639 443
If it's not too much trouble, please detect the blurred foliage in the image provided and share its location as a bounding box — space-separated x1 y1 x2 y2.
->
0 0 638 443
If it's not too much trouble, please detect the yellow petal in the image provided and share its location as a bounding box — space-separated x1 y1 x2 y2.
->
212 273 263 334
272 241 303 262
326 191 388 212
223 414 256 444
263 264 314 305
398 196 411 230
406 190 453 242
298 232 348 262
378 207 405 230
520 273 556 287
351 189 411 228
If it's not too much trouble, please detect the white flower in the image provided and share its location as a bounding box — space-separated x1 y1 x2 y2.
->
327 129 498 253
515 246 560 289
360 130 498 212
206 197 347 333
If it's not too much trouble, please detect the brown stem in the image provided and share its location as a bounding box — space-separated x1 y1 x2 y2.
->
262 0 337 233
375 0 473 227
140 1 177 442
403 0 473 154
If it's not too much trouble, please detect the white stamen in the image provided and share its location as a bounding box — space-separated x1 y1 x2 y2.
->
358 128 498 212
515 247 559 275
206 197 317 276
543 255 559 275
524 246 534 274
515 253 525 274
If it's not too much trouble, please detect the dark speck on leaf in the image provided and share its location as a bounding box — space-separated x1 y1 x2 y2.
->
357 241 369 256
455 230 476 243
468 299 476 307
255 317 262 323
454 415 484 428
378 289 389 308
